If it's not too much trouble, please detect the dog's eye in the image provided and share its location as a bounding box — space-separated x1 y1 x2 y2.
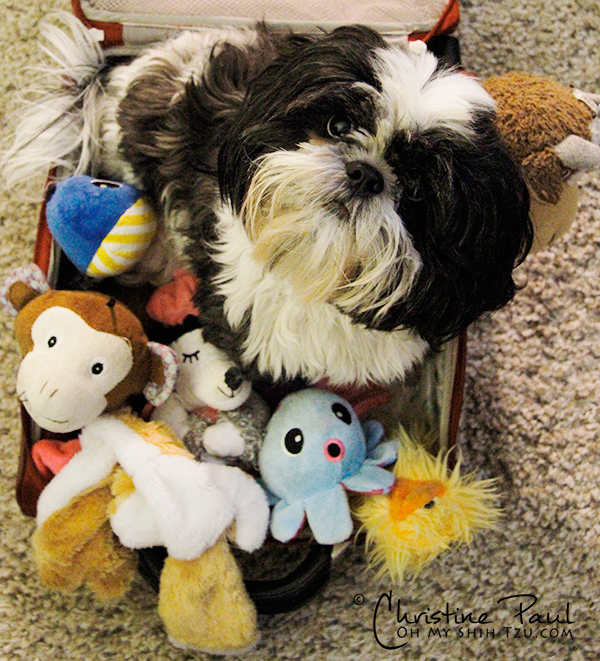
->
327 115 354 138
404 181 425 203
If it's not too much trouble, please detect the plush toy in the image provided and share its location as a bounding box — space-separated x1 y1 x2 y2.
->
259 388 397 545
145 267 200 325
483 73 600 252
46 175 158 278
152 325 270 471
1 264 269 654
353 427 500 583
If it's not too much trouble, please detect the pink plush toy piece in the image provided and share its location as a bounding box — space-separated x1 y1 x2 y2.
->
32 439 82 479
146 268 200 325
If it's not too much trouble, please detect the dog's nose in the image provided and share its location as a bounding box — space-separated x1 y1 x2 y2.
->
345 161 385 197
224 366 244 392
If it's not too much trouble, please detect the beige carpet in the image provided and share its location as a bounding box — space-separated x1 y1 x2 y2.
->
1 1 600 659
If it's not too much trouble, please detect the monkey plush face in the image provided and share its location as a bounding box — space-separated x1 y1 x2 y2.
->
2 265 177 434
17 306 135 432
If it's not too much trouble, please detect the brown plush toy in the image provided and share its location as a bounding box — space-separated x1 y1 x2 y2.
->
1 263 269 654
483 72 600 251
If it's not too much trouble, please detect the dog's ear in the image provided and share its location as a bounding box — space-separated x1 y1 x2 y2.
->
356 112 533 345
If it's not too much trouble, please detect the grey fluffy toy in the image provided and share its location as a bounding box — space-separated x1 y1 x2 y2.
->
151 328 269 472
184 390 269 472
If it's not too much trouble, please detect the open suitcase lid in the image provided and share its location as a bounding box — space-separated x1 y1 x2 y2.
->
72 0 460 49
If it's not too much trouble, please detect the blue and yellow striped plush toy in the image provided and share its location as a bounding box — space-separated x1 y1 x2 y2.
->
46 176 157 279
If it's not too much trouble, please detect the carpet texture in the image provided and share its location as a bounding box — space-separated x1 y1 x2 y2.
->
1 1 599 660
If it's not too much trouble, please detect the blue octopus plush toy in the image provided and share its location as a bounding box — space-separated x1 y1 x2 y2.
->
258 388 397 545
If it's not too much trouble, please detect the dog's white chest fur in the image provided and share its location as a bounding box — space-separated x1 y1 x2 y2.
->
212 208 429 386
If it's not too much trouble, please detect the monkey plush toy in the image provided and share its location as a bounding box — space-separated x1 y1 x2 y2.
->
1 264 269 654
483 73 600 252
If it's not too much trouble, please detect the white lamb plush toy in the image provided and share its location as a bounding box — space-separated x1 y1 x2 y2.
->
152 328 269 471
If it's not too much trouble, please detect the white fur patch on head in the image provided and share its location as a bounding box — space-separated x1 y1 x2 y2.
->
374 46 495 138
16 306 133 432
242 139 421 320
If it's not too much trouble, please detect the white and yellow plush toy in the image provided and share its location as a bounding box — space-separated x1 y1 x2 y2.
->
1 264 269 654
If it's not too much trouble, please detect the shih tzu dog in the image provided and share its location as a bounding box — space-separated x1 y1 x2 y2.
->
2 14 532 387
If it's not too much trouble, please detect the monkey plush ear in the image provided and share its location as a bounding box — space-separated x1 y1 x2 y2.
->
0 263 50 317
143 342 178 407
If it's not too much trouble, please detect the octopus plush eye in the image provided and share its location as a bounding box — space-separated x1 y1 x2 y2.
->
284 428 304 455
332 403 352 425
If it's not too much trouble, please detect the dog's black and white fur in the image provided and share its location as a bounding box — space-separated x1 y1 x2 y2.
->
3 15 532 387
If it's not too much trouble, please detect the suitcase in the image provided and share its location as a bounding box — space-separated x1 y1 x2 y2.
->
70 0 460 50
17 0 467 614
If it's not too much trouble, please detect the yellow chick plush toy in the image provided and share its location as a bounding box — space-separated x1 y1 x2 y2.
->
354 428 500 582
